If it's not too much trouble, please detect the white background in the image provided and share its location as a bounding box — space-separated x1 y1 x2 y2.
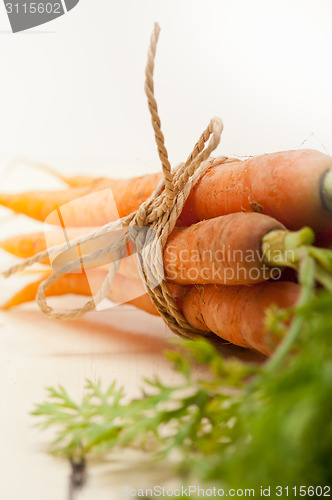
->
0 0 331 177
0 2 332 499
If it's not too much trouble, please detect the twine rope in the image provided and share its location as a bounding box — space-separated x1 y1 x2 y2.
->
2 23 235 338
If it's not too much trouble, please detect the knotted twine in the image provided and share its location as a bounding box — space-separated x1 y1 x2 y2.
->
2 23 236 340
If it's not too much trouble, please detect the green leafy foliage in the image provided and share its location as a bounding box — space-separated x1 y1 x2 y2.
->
32 255 332 492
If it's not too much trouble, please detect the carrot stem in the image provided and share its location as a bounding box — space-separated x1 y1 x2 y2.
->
308 246 332 273
264 252 315 373
262 227 332 292
262 227 315 268
315 263 332 292
284 227 316 249
321 168 332 211
262 227 332 291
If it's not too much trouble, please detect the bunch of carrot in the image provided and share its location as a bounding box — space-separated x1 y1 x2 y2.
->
1 148 332 356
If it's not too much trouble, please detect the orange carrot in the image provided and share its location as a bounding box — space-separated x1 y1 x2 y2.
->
61 175 100 188
0 183 105 224
163 212 285 285
180 148 332 234
1 149 330 232
42 172 98 188
0 230 140 279
181 281 300 356
39 165 100 188
1 212 287 285
2 270 158 316
180 149 332 233
0 231 49 262
0 228 96 266
1 272 93 310
0 173 161 225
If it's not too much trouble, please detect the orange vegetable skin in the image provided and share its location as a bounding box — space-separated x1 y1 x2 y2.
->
1 150 331 232
0 230 138 279
0 231 49 262
2 271 157 316
1 272 92 310
0 179 110 224
59 175 100 188
164 212 284 285
1 212 285 286
181 281 300 356
0 174 161 225
180 149 332 232
0 228 90 265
